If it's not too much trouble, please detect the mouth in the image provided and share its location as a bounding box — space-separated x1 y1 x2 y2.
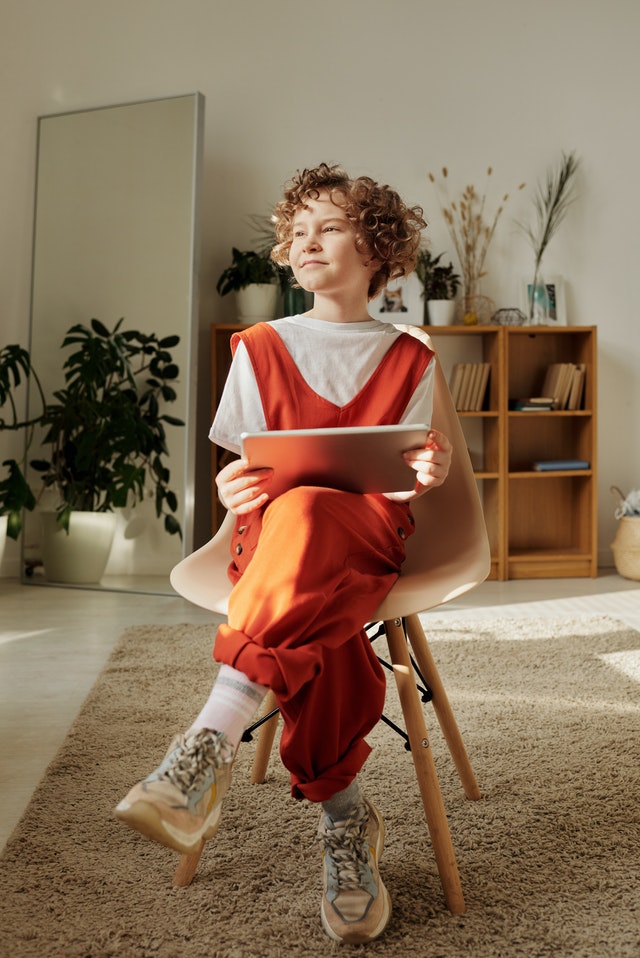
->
301 260 326 268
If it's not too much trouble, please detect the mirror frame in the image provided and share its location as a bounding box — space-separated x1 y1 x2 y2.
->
21 93 204 594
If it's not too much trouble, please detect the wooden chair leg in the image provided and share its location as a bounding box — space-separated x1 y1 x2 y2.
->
384 616 466 915
173 838 206 887
405 614 481 802
250 690 280 784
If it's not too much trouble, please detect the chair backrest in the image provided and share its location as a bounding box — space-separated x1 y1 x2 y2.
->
374 325 491 619
170 325 491 618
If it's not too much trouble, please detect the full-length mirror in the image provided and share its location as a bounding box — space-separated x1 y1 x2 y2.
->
22 93 204 594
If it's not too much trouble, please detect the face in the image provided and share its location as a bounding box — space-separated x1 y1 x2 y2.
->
288 192 377 299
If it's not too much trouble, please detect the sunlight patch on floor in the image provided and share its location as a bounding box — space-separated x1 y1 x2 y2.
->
0 629 53 645
598 648 640 684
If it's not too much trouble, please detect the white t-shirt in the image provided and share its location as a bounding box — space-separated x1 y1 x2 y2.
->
210 315 434 454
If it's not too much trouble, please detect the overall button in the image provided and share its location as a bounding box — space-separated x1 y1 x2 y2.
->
237 526 247 535
397 527 406 540
234 543 243 555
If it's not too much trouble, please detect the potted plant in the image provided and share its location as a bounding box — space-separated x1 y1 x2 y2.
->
245 213 311 316
29 317 184 583
610 485 640 581
0 344 46 545
216 247 278 324
415 248 461 325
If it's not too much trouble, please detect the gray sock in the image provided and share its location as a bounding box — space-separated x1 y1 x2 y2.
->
322 778 364 821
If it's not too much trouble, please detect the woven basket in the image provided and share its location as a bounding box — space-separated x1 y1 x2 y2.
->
610 486 640 580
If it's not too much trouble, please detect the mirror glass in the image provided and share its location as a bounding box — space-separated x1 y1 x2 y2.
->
22 93 204 594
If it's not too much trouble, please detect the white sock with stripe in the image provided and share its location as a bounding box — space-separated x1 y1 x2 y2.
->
189 664 268 748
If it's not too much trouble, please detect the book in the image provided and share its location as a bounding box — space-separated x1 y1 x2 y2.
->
465 363 483 411
541 363 565 407
532 459 590 471
474 363 491 411
449 363 466 408
567 363 586 410
509 396 556 411
541 362 575 409
458 363 476 411
450 362 491 411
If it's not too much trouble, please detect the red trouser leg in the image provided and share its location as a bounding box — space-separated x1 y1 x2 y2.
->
213 486 415 801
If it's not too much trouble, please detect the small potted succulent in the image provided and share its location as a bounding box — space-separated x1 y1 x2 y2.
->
415 247 461 325
216 248 278 324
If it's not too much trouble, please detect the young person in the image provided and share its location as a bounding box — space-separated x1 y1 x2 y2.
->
115 163 452 945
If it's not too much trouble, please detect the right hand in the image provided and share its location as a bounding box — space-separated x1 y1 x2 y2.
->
215 458 273 515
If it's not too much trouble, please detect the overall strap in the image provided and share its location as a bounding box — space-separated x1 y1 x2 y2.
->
232 322 433 430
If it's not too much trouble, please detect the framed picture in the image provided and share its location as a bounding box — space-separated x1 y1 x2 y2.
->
369 272 424 326
520 275 567 325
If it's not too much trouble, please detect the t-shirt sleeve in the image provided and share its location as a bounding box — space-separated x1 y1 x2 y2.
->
399 350 434 428
208 341 266 454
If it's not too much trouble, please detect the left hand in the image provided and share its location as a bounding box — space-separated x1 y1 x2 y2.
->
385 428 452 502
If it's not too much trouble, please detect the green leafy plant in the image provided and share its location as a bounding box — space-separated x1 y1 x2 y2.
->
30 318 184 537
415 248 461 300
0 345 46 538
517 150 580 319
216 247 277 296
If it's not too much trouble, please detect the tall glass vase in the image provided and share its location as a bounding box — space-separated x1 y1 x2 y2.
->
527 272 550 325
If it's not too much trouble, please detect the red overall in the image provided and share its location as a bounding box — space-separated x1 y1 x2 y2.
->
213 323 434 801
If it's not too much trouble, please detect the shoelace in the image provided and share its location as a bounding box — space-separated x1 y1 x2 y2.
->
159 730 234 794
318 804 370 891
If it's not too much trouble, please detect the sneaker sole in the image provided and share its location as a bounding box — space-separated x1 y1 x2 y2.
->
321 882 392 945
114 798 222 856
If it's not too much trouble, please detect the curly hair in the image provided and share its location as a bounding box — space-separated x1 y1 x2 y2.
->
271 163 427 299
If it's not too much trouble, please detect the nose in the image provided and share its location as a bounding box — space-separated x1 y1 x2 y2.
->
302 230 321 252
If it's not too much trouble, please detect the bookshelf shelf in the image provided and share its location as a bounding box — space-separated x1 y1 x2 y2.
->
210 323 597 580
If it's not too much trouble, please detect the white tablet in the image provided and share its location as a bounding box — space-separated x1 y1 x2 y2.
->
241 424 430 499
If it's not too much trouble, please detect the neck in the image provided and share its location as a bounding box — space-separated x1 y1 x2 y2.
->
304 292 372 324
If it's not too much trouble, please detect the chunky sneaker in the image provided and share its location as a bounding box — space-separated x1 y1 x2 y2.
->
317 799 391 944
114 729 234 855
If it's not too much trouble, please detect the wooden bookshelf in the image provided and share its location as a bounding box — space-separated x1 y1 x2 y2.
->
428 324 598 579
210 323 598 579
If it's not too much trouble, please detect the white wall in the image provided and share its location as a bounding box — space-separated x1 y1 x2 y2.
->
2 0 638 574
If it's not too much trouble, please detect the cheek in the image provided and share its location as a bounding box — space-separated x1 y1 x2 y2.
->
288 240 303 266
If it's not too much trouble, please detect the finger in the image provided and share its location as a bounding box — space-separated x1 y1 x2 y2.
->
425 428 452 451
232 490 271 515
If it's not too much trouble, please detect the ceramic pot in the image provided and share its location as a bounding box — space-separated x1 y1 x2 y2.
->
41 511 117 584
0 515 7 570
236 284 278 324
427 300 456 326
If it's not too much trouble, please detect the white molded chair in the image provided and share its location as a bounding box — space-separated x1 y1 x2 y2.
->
169 327 491 912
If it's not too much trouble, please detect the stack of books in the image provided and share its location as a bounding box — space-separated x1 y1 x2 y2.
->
449 362 491 411
540 362 586 410
509 363 586 411
509 396 556 411
532 459 590 471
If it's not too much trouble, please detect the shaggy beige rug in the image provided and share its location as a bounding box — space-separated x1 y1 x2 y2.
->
1 615 639 957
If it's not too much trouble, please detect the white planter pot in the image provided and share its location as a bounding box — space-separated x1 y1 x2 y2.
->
41 511 117 584
236 284 278 324
0 515 7 570
427 299 456 326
